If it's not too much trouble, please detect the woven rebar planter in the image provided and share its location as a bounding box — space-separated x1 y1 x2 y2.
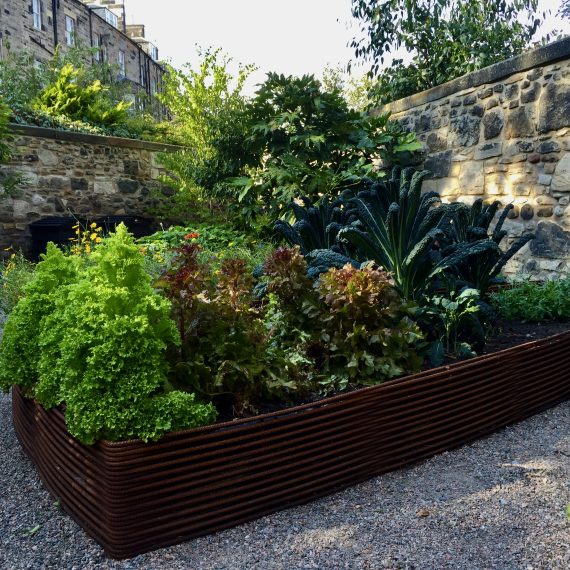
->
12 330 570 559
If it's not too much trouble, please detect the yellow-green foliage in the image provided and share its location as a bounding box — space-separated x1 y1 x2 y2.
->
0 225 215 443
33 64 130 127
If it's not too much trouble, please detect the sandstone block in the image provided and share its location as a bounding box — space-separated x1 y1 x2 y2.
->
474 142 502 160
551 154 570 192
530 221 570 258
505 106 534 139
458 161 484 193
482 110 504 140
449 115 481 147
538 82 570 133
424 151 452 178
520 82 541 104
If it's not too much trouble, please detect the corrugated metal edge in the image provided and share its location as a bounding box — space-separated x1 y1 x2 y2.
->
12 329 570 559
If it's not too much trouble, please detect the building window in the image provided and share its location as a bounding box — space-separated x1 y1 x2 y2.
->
32 0 42 30
93 35 106 62
118 50 126 76
91 7 118 29
93 35 100 62
139 64 146 87
65 16 75 46
104 10 118 28
148 44 158 61
150 78 157 95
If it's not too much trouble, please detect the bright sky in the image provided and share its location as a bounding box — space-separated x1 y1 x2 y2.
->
124 0 569 94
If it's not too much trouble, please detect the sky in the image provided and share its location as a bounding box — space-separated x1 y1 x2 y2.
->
124 0 570 94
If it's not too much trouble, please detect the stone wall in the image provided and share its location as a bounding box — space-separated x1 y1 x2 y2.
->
377 38 570 279
0 124 178 252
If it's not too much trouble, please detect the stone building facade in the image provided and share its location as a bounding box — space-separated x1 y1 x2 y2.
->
0 0 162 100
0 124 178 252
377 37 570 279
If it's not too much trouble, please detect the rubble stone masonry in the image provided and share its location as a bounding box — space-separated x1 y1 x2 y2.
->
0 125 178 252
377 37 570 279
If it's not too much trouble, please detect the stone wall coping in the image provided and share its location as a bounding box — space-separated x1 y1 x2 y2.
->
376 36 570 115
8 123 183 152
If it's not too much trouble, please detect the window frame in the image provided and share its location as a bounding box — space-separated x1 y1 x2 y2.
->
32 0 42 30
64 15 75 46
118 50 126 77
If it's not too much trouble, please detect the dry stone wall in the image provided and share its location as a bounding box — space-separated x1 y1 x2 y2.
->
378 38 570 279
0 125 177 252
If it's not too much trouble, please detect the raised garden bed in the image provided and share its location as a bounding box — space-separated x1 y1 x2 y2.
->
12 329 570 559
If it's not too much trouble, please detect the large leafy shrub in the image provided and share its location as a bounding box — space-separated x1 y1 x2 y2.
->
155 48 257 223
229 73 420 226
0 226 216 443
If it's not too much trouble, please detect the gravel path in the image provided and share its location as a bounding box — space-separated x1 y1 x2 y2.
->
1 390 570 570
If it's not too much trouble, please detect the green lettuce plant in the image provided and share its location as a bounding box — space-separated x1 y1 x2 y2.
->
0 226 216 443
304 262 423 390
157 242 297 416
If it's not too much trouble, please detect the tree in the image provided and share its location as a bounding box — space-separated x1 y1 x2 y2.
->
227 73 421 227
350 0 547 104
155 48 258 222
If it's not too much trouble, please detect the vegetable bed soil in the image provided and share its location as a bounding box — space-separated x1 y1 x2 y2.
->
12 328 570 560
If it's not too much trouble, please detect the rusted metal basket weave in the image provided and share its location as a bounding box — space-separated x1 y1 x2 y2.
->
12 330 570 559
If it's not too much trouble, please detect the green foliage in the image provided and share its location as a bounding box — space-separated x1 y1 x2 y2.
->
420 288 482 364
0 244 81 395
321 66 377 112
156 48 257 222
0 96 26 199
274 195 351 255
0 51 48 109
230 73 421 225
33 64 130 127
0 251 35 315
338 167 452 299
490 278 570 322
0 226 216 443
351 0 547 104
1 46 160 140
307 263 423 387
139 223 274 277
157 243 296 415
261 248 423 392
441 200 535 296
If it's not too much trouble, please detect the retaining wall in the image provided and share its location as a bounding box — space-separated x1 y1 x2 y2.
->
0 125 178 252
377 37 570 279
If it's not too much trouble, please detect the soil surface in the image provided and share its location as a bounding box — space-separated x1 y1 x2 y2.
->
482 319 570 354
